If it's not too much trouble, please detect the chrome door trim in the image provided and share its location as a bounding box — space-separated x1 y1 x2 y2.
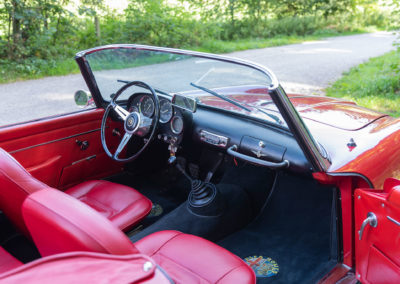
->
9 128 101 154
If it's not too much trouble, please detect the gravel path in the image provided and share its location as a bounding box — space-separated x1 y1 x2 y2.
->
228 31 397 95
0 31 396 125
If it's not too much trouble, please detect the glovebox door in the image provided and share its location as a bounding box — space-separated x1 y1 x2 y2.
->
355 179 400 283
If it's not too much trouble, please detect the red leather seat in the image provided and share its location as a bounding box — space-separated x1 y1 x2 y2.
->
66 180 152 231
0 148 151 235
0 247 23 274
135 230 255 283
22 188 256 283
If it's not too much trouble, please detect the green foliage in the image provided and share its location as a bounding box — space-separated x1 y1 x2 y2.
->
326 51 400 117
0 0 393 83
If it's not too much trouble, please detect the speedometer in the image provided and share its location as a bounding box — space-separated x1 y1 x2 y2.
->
139 96 155 117
159 99 173 123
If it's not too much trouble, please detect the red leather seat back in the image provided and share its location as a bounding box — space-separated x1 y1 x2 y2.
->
22 188 139 257
0 148 48 235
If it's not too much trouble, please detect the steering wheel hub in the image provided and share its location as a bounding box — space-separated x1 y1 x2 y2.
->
125 112 140 133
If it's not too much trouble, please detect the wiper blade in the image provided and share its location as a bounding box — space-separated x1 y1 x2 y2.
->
190 82 282 125
117 79 170 97
190 82 251 112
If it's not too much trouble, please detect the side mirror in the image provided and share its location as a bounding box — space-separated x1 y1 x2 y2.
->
74 90 94 108
172 94 197 113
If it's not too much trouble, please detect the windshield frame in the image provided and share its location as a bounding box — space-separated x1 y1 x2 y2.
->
75 44 330 172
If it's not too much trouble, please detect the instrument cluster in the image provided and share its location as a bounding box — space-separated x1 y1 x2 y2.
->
127 93 184 141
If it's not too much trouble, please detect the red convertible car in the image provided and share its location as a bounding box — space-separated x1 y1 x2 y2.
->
0 45 399 283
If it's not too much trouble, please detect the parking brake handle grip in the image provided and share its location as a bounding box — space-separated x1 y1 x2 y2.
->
358 212 378 240
227 145 289 169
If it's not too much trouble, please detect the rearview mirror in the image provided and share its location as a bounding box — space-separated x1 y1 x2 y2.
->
74 90 94 108
172 94 197 113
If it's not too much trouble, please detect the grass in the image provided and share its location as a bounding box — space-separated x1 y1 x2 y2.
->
326 50 400 117
0 29 372 84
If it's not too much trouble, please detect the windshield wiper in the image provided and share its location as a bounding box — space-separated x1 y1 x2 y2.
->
190 82 282 125
190 82 251 112
117 79 171 97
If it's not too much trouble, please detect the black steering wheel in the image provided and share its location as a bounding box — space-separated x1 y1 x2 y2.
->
101 81 160 162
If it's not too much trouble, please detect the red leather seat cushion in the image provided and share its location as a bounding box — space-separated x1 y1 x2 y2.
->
135 230 256 284
0 247 23 274
66 180 152 231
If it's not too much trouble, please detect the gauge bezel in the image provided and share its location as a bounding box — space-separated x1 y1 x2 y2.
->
159 98 173 123
139 95 155 117
170 116 184 135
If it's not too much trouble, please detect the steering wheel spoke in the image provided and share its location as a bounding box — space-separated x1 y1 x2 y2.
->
113 132 132 159
112 102 130 121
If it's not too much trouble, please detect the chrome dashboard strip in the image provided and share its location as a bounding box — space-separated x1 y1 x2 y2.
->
9 128 101 154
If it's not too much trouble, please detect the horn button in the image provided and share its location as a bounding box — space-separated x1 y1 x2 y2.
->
125 112 140 133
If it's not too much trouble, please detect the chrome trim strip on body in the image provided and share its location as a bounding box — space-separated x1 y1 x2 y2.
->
387 216 400 226
9 128 101 154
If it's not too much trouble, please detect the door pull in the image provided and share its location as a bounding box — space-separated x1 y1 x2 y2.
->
358 212 378 240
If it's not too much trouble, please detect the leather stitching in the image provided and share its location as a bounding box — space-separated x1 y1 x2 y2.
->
145 231 182 257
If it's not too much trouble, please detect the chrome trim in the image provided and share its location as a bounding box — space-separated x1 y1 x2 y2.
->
71 155 96 165
273 86 330 172
76 44 279 89
9 128 101 154
387 216 400 226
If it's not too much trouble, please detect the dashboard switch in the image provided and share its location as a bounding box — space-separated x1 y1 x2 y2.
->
199 130 229 148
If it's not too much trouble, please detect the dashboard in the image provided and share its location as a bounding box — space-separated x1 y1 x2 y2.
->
124 92 311 174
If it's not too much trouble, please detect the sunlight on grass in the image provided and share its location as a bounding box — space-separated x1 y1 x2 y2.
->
326 51 400 116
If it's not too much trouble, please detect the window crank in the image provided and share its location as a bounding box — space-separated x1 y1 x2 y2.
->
358 212 378 240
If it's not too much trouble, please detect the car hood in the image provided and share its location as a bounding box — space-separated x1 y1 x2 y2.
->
196 88 387 131
287 94 387 131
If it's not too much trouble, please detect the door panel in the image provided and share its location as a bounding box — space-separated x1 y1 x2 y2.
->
355 181 400 283
0 109 123 189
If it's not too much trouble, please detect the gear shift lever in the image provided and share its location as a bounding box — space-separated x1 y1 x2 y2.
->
168 155 223 215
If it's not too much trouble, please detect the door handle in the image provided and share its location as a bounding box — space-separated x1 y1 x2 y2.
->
358 212 378 240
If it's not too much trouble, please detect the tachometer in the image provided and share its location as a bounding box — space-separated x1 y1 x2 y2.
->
159 99 173 123
139 96 155 117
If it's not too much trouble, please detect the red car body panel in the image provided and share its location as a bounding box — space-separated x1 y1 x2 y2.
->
354 180 400 283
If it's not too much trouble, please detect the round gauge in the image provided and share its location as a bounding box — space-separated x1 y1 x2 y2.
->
139 96 155 117
171 116 183 135
159 99 173 123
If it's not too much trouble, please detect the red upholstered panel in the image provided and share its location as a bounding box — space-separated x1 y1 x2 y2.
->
66 180 152 232
0 252 170 284
0 148 48 235
0 247 23 274
22 188 139 257
135 230 256 284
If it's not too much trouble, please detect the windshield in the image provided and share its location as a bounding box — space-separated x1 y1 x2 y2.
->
84 47 285 126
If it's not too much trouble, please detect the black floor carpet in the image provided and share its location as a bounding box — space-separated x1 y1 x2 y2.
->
0 213 40 263
217 172 337 284
106 171 189 229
